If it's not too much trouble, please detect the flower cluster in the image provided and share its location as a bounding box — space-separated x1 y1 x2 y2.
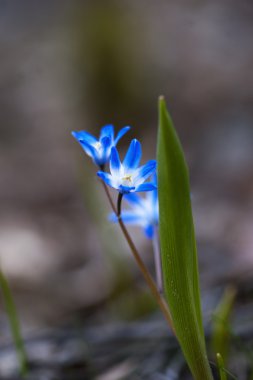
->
72 124 158 237
110 174 158 239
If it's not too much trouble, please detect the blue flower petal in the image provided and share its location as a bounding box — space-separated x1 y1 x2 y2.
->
101 136 111 148
135 183 157 192
77 139 97 158
120 212 145 224
108 212 118 223
133 160 157 186
115 126 131 145
100 136 111 163
144 224 154 239
97 171 116 188
147 173 158 206
124 193 143 207
72 130 97 145
100 124 114 141
151 172 157 186
119 185 135 194
123 139 142 171
149 188 158 208
110 147 121 176
109 211 144 224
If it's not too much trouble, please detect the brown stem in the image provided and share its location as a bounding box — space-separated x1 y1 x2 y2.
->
100 181 175 334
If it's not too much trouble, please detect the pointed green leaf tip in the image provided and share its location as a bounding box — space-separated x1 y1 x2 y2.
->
157 97 213 380
216 353 227 380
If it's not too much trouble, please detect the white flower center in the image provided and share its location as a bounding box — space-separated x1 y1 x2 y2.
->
121 174 133 186
94 141 102 150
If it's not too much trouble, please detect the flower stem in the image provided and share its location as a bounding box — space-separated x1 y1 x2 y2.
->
117 193 123 217
100 181 175 334
152 227 163 294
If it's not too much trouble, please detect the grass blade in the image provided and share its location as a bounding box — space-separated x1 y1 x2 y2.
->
211 286 236 364
216 353 228 380
0 269 28 377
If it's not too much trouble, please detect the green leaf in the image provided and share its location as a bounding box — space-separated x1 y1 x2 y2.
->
157 96 213 380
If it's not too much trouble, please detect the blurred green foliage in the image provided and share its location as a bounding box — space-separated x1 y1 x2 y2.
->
72 1 154 132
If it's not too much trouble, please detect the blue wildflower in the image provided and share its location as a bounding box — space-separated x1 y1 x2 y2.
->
71 124 130 167
97 139 156 194
111 175 158 238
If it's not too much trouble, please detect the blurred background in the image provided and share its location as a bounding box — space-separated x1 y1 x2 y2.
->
0 0 252 376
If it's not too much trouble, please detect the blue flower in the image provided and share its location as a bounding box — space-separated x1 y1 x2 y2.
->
97 139 156 194
71 124 130 167
111 175 158 238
